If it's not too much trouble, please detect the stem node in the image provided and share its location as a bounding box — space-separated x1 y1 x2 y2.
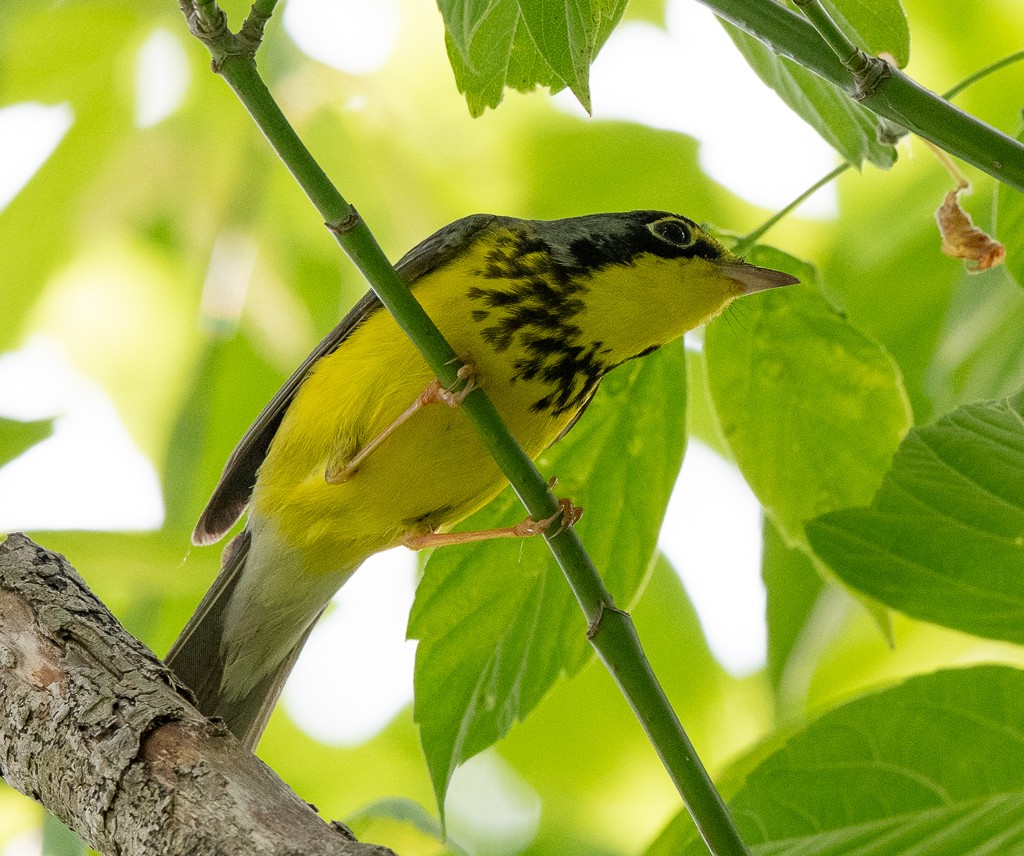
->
587 601 625 640
852 55 892 101
327 210 362 236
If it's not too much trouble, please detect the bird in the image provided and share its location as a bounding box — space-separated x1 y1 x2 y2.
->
166 210 798 750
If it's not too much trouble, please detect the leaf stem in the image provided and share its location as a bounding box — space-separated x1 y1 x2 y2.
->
943 49 1024 100
792 0 866 73
734 163 849 255
177 3 749 853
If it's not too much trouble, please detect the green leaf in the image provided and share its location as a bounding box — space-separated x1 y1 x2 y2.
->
705 246 912 548
438 0 629 115
518 0 595 109
684 347 731 460
661 666 1024 855
0 417 52 468
819 0 910 67
807 390 1024 644
442 1 556 117
720 22 897 168
996 122 1024 288
762 517 824 703
345 797 467 855
410 342 687 817
41 813 86 856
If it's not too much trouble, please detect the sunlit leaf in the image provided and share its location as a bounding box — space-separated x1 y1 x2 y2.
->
705 246 912 547
808 390 1024 643
667 666 1024 854
410 343 686 816
438 0 629 115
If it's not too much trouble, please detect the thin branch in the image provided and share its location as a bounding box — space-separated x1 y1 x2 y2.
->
0 533 395 856
943 49 1024 100
734 163 849 255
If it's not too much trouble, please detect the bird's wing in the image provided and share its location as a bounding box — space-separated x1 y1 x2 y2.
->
192 213 500 546
393 212 500 283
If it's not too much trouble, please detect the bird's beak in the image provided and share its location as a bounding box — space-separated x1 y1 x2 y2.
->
718 259 800 294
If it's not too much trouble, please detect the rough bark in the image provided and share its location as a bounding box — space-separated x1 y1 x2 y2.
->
0 533 395 856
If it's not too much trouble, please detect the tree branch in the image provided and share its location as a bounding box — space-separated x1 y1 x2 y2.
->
0 533 395 856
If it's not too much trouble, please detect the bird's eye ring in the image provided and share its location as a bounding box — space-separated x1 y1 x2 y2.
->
649 218 695 248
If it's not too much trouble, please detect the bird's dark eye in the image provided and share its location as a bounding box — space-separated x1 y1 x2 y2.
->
649 218 695 248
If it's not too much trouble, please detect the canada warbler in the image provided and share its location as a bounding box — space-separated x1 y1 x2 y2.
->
167 210 797 749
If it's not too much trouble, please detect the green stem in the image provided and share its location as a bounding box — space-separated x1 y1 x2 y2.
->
242 0 278 43
187 14 749 855
249 0 278 17
792 0 864 72
597 609 749 855
943 49 1024 100
192 0 222 30
734 162 849 255
696 0 1024 192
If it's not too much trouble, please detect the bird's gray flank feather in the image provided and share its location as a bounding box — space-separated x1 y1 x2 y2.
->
166 528 327 750
166 529 251 709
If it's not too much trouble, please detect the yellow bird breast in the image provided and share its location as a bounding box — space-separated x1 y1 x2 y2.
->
250 247 577 575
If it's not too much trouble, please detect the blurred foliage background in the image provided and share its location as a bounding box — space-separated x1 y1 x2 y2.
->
1 0 1023 854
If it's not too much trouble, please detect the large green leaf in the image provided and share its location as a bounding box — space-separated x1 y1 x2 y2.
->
410 342 687 817
705 246 912 548
655 666 1024 854
808 390 1024 643
925 266 1024 414
720 22 897 168
438 0 629 115
762 517 825 706
996 123 1024 288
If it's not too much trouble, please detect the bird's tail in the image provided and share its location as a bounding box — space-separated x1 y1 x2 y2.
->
165 530 323 751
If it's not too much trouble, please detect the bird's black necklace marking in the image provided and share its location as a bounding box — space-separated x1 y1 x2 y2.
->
466 229 612 416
